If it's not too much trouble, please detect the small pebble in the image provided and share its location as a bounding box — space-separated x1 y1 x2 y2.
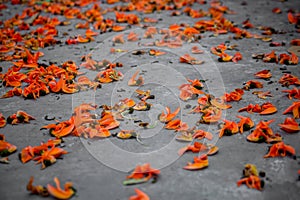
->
185 104 191 109
117 88 126 92
44 115 55 121
282 71 291 74
259 171 266 177
279 66 287 70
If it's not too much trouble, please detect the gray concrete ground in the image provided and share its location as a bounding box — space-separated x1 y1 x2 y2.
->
0 0 300 200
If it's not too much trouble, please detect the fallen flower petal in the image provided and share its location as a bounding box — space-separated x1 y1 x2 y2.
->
149 49 166 56
112 25 126 32
179 80 204 101
178 141 207 156
0 134 17 157
262 50 278 63
20 145 35 163
218 53 233 62
27 176 49 197
127 32 139 42
290 39 300 46
113 130 138 140
85 29 98 37
1 87 22 99
238 104 261 113
232 52 243 63
112 34 125 44
260 102 277 115
180 54 204 65
282 87 300 100
237 175 262 191
143 17 158 23
279 52 298 65
98 111 120 130
264 141 296 158
133 101 151 111
207 145 219 156
242 19 254 29
269 41 284 47
237 115 254 133
246 119 281 143
283 101 300 118
218 119 239 138
129 188 150 200
159 107 180 123
0 113 6 128
175 131 193 142
254 69 272 79
278 117 300 133
238 102 277 115
0 157 9 164
191 46 204 54
243 80 263 90
210 98 232 109
272 7 281 14
165 119 182 130
279 74 300 86
223 88 244 102
200 107 222 124
192 129 213 140
183 154 209 170
135 89 154 101
7 110 35 124
33 146 68 169
47 177 76 200
113 98 136 112
124 163 160 185
246 128 268 143
288 12 298 24
110 48 128 54
128 70 144 86
252 91 273 99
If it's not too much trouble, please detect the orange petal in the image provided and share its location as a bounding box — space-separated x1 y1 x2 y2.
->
207 145 219 156
47 177 75 200
278 117 300 133
211 98 232 109
128 70 144 86
288 12 297 24
254 69 272 79
159 106 180 123
260 106 277 115
165 119 181 130
129 188 150 200
0 113 6 128
264 142 295 158
272 7 282 14
183 155 209 170
20 146 34 163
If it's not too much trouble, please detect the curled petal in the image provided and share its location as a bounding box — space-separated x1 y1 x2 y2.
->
47 177 76 200
129 188 150 200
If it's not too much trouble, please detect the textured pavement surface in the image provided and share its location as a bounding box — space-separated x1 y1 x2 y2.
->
0 0 300 200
